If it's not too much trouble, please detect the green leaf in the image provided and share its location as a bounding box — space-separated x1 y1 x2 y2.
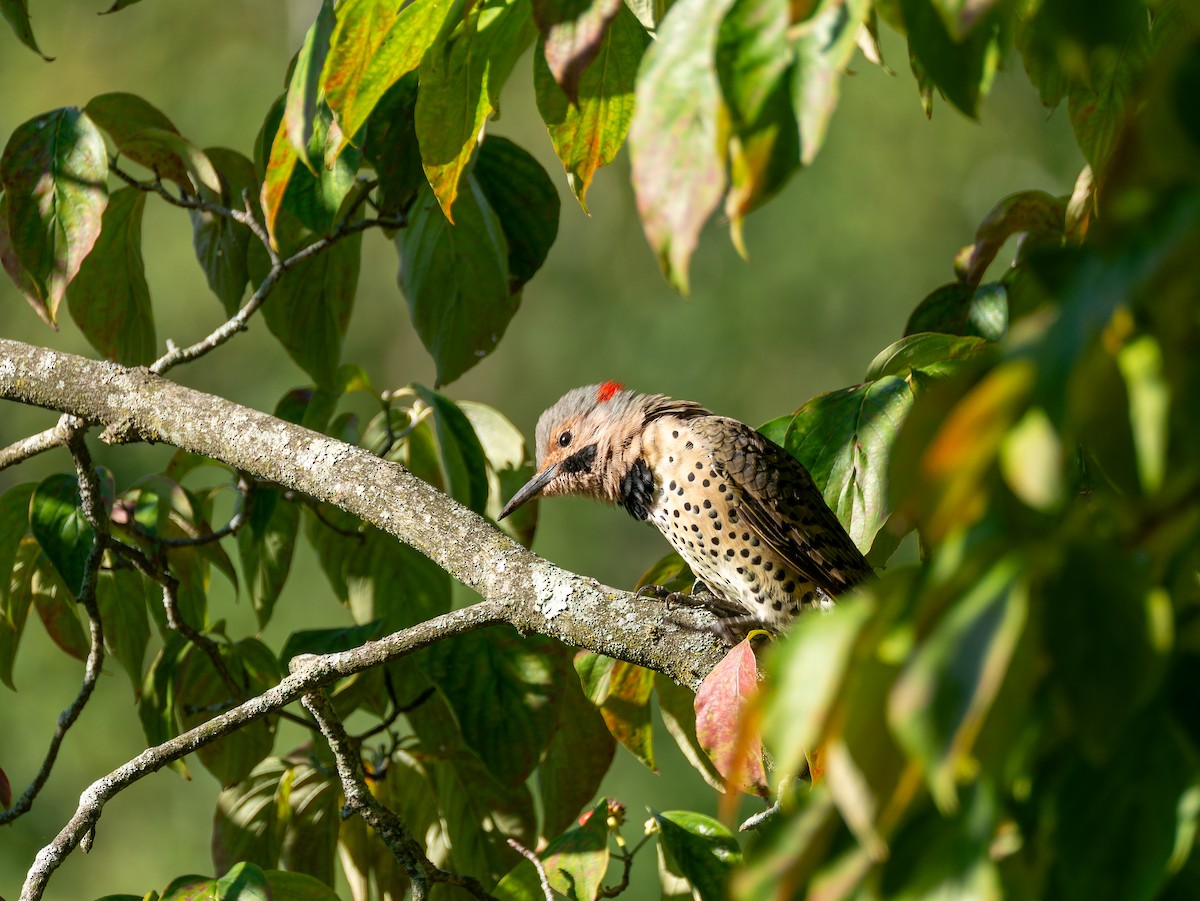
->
694 638 768 795
655 672 724 791
1116 334 1169 494
904 281 1008 340
900 0 1002 117
360 72 424 218
888 554 1028 811
538 668 616 837
531 0 623 103
717 0 798 243
495 798 612 901
460 400 538 542
628 0 735 293
414 385 491 514
259 229 361 390
0 0 52 59
423 628 564 786
652 810 743 901
781 376 914 554
473 135 560 290
865 333 990 382
1049 712 1199 901
279 621 384 668
0 108 108 325
959 189 1066 287
65 186 155 365
929 0 1003 41
792 0 870 164
138 633 191 778
17 537 89 662
190 147 257 315
321 0 449 161
636 551 696 595
216 862 272 900
212 756 289 874
83 92 191 190
96 568 151 693
282 0 336 161
415 0 534 218
306 506 451 631
121 127 223 199
237 488 299 629
30 473 96 593
1043 543 1169 759
762 594 873 783
396 182 513 386
534 2 647 210
178 638 279 785
426 748 536 884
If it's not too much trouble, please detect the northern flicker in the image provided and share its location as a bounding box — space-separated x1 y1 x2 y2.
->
498 383 874 628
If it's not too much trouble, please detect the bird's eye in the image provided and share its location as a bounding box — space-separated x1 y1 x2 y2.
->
558 430 573 448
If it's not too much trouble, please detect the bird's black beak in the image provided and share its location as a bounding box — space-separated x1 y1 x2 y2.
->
498 463 558 520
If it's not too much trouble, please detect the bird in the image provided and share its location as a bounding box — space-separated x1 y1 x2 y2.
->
498 382 874 629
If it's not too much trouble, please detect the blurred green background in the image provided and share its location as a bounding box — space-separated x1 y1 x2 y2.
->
0 2 1081 898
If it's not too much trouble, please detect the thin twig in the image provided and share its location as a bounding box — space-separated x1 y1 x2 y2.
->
0 423 107 825
507 838 553 901
0 422 66 471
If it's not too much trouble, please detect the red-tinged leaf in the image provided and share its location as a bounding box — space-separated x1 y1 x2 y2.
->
473 135 560 290
283 0 336 162
259 114 300 246
191 147 256 315
929 0 1003 41
395 181 513 386
97 568 151 694
959 190 1066 286
534 3 647 210
717 0 799 248
600 659 656 771
258 230 361 391
29 545 90 662
656 672 725 791
121 127 222 200
628 0 734 293
0 194 40 304
2 536 38 689
694 638 767 796
532 0 623 103
65 187 156 365
415 0 533 219
652 810 743 901
792 0 870 165
495 798 611 901
322 0 449 161
414 28 493 220
0 108 108 325
30 473 95 593
84 92 191 190
0 0 51 59
538 667 616 837
896 361 1034 543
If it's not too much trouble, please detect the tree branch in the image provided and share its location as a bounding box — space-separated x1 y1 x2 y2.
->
19 601 511 901
0 339 729 690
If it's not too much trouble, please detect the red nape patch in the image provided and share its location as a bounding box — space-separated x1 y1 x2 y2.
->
596 381 624 402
